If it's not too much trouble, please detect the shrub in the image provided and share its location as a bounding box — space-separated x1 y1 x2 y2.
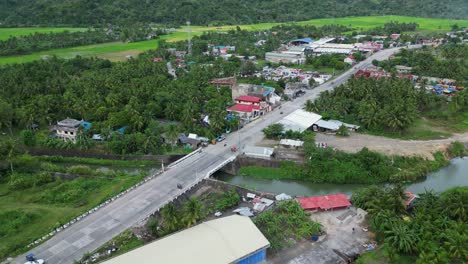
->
447 141 465 157
336 124 349 136
262 123 284 139
215 189 240 210
20 130 37 146
8 173 35 190
66 165 93 175
146 218 159 236
35 172 55 186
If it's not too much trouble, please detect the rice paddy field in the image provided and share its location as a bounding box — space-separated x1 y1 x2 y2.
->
0 27 86 40
0 16 467 65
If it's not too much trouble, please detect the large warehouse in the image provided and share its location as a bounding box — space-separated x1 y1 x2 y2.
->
277 109 322 132
103 215 270 264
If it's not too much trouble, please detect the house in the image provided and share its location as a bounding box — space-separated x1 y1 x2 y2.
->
355 41 383 54
404 191 419 208
297 194 351 211
103 215 270 264
395 65 413 74
228 95 266 122
284 82 307 99
231 84 277 104
52 118 82 142
178 135 201 149
390 34 401 40
344 55 356 65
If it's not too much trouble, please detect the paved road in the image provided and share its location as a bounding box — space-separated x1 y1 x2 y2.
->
14 46 418 264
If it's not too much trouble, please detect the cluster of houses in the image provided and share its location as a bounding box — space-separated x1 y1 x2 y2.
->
265 37 383 65
355 66 464 96
255 66 332 85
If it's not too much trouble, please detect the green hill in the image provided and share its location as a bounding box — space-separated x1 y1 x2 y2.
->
1 0 467 27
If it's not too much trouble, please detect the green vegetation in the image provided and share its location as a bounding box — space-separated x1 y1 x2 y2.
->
1 0 466 26
254 200 321 252
0 28 86 40
0 152 153 259
0 26 163 56
240 134 449 184
1 16 467 65
80 230 144 263
352 186 468 263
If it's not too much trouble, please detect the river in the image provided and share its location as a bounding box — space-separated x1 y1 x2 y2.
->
215 157 468 196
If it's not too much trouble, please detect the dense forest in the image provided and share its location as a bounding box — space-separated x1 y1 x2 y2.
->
0 0 466 26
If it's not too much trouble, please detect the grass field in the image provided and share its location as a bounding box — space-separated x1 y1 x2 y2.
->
0 16 467 65
0 156 153 259
0 27 86 41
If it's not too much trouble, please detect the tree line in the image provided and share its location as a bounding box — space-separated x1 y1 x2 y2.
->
352 185 467 263
0 0 465 26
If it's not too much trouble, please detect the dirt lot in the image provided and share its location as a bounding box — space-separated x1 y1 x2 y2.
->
268 208 372 264
316 132 468 159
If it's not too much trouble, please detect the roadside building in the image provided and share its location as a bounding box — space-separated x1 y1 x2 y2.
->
51 118 82 142
277 109 322 132
103 215 270 264
178 135 201 149
395 65 413 74
310 43 355 56
344 55 356 65
227 104 261 122
313 120 360 133
243 146 275 159
290 38 314 46
298 194 351 211
279 139 304 148
265 51 305 64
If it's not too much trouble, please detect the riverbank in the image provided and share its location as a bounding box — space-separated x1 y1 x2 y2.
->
217 157 468 197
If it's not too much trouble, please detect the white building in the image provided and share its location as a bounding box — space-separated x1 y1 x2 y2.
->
52 118 81 142
277 109 322 132
243 146 275 159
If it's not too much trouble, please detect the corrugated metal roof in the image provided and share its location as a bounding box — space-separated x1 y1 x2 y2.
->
244 146 274 158
278 109 322 132
103 215 269 264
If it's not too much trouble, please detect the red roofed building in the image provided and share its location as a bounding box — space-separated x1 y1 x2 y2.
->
297 194 351 211
404 191 419 208
236 95 262 104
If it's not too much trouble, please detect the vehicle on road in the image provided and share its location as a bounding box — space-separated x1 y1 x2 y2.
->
215 135 226 142
25 253 44 264
177 183 183 189
230 146 237 152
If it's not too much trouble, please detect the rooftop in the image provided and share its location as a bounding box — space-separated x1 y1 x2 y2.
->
57 118 81 127
298 194 351 210
103 215 269 264
228 104 260 113
236 95 261 103
278 109 322 132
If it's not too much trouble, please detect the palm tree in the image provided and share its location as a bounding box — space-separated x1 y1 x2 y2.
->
183 198 204 227
444 230 467 261
384 223 419 254
166 124 179 150
161 203 179 232
303 99 319 113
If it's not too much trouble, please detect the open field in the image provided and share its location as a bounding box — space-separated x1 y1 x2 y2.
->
186 15 468 33
0 16 467 65
0 27 86 40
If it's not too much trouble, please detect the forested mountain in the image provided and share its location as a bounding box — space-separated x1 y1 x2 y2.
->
0 0 466 27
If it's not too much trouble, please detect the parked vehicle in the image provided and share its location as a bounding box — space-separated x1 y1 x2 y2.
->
215 135 226 142
25 253 45 264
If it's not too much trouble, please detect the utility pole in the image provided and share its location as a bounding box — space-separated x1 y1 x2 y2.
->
187 21 192 56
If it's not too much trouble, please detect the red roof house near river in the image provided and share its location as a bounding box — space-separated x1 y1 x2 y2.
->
298 194 351 211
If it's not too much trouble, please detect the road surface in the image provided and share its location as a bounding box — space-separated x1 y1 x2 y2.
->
13 46 419 264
